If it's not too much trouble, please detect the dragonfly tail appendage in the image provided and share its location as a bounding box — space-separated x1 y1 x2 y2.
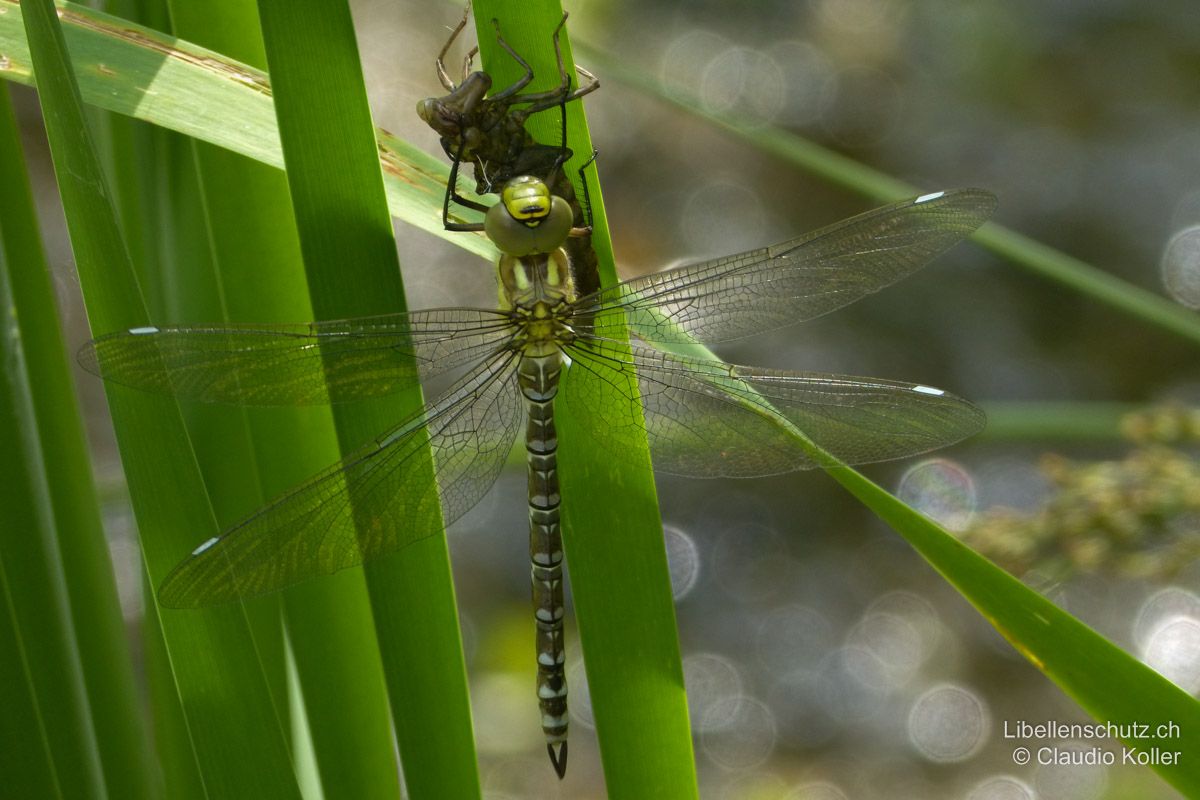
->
548 741 568 780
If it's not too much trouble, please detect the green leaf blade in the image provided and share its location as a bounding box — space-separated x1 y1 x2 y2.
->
578 44 1200 350
163 2 403 796
472 2 699 795
21 0 305 795
0 79 157 800
829 465 1200 796
254 0 479 795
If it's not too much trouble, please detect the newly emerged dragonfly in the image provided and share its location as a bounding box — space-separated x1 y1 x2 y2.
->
82 180 995 777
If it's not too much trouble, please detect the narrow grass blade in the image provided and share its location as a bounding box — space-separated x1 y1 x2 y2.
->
666 316 1200 795
579 46 1200 350
0 179 106 800
0 79 156 800
980 401 1139 441
85 17 258 781
20 0 302 795
142 574 205 800
0 557 62 799
829 465 1200 796
254 0 478 795
472 2 699 795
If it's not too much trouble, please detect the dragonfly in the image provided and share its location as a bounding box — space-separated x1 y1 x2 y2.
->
417 6 603 294
81 179 995 778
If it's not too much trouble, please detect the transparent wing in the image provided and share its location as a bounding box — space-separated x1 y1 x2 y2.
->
574 189 996 345
562 340 984 477
159 351 522 607
80 308 515 405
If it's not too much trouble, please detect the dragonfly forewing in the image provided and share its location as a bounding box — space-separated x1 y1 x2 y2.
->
562 340 984 478
574 189 997 346
80 308 515 405
158 351 522 607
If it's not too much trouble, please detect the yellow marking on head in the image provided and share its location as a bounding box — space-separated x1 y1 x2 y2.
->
502 176 552 222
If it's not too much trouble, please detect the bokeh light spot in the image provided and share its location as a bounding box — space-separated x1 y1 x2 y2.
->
785 780 850 800
659 29 730 96
700 46 785 123
967 775 1035 800
907 683 989 762
700 695 778 770
1162 225 1200 308
683 653 745 732
1034 741 1108 800
1141 615 1200 694
663 523 702 600
1134 586 1200 650
897 458 977 531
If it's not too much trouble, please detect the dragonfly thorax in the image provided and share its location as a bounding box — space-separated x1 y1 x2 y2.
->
508 297 577 357
498 248 576 314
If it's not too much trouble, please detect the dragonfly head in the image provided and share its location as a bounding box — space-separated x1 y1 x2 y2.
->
500 175 556 221
416 71 492 136
485 176 573 257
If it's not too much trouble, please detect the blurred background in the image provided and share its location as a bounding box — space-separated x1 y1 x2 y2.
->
12 0 1200 797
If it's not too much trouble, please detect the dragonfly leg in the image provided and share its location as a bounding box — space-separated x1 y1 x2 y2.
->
506 15 602 120
498 13 575 117
487 19 536 101
573 65 600 98
557 149 600 239
436 2 472 91
460 45 479 86
443 138 490 231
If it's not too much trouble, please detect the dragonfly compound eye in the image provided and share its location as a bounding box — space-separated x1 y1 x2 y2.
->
415 98 460 137
486 192 574 257
415 98 433 123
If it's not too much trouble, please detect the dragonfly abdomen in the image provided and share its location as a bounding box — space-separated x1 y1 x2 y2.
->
518 352 569 777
